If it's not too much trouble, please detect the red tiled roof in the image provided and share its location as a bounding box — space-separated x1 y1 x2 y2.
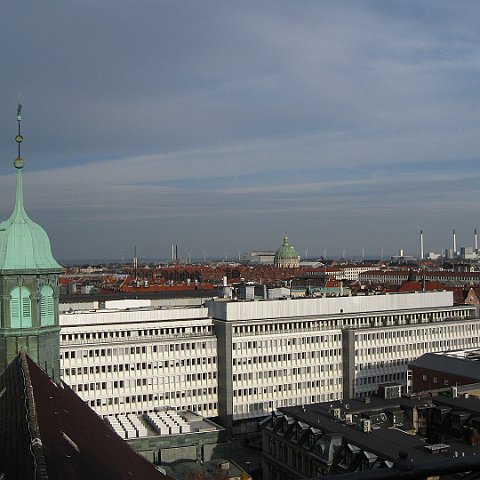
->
397 281 446 292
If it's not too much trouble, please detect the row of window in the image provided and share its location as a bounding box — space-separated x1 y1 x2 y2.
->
357 337 480 358
62 357 217 374
234 394 332 415
7 285 55 328
356 358 408 371
234 378 342 398
232 349 342 366
233 335 340 350
60 325 212 342
421 374 450 386
232 364 342 383
355 372 404 386
64 370 217 385
61 344 216 360
358 322 480 342
72 381 218 397
85 395 217 414
231 309 470 338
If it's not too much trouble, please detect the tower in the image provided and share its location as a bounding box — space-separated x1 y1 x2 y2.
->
274 234 299 268
0 106 64 380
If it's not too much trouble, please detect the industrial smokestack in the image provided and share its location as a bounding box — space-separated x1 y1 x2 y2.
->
453 229 457 254
420 230 424 260
134 245 138 280
475 229 478 251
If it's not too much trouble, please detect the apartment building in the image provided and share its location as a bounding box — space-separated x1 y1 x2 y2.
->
359 270 480 286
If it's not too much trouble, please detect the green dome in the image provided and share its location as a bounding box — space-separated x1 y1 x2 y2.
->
274 235 299 263
0 168 63 273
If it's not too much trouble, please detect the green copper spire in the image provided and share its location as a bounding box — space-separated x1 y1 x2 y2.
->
0 106 63 273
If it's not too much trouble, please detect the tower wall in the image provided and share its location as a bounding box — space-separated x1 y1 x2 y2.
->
0 274 61 380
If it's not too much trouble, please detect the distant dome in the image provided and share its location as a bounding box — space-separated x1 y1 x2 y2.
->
274 235 299 268
0 168 63 273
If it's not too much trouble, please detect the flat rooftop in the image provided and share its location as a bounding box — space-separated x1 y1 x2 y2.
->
277 395 480 463
105 409 223 441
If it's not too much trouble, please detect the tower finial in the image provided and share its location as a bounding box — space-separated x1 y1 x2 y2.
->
14 102 24 169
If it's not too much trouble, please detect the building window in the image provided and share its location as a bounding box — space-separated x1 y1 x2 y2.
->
40 285 55 326
10 286 32 328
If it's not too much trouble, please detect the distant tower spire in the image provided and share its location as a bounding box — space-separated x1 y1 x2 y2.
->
453 229 457 254
475 229 478 251
14 102 25 169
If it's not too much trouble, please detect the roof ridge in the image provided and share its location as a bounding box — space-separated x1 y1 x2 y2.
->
20 352 49 480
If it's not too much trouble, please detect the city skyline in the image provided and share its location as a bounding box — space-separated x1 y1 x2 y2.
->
1 1 480 261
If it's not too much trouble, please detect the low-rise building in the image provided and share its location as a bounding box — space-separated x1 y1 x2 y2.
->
408 351 480 393
109 409 229 466
263 390 480 480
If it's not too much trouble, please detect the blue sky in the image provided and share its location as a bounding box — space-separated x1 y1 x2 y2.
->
0 1 479 261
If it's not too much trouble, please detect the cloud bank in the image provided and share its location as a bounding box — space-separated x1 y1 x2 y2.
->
0 1 479 260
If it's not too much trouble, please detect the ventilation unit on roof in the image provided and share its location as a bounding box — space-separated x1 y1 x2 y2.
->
361 419 371 433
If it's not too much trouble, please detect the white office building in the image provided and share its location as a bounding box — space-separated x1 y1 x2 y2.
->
59 292 479 433
208 292 477 431
59 299 218 418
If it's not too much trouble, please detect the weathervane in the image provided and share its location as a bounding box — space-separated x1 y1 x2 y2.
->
14 102 24 169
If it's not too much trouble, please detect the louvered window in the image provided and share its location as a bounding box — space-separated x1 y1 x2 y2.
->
10 286 32 328
40 285 55 326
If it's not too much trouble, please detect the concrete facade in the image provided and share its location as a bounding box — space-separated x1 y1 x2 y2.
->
58 292 480 434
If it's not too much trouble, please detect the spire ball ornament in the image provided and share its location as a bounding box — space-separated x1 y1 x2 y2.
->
14 103 24 169
14 157 25 169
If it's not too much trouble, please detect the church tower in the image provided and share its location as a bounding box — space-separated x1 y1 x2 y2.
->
0 106 63 380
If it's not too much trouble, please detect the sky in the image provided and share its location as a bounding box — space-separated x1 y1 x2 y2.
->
0 1 480 262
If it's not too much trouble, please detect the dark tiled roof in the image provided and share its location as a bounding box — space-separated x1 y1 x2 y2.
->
0 355 36 479
433 394 480 416
0 353 171 480
278 395 480 464
409 353 480 381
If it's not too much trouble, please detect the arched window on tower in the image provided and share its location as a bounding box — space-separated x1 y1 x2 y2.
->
40 285 55 326
10 286 32 328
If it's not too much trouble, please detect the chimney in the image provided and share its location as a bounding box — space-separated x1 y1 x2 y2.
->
420 230 424 260
453 229 457 254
